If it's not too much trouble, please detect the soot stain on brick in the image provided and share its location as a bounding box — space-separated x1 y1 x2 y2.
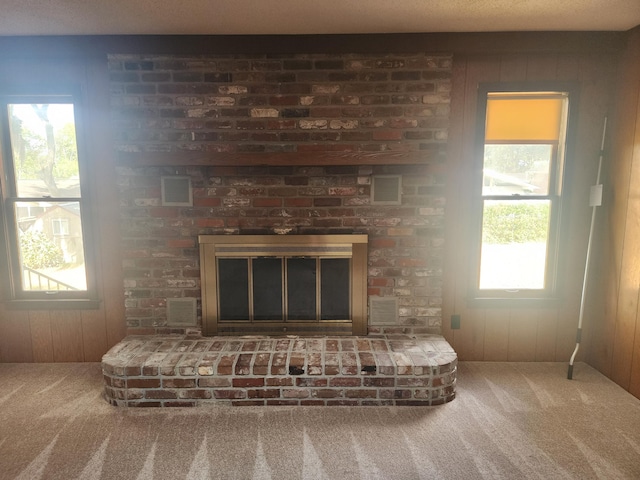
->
289 366 305 375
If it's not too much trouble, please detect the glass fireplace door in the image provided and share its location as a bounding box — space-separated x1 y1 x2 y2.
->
199 235 368 336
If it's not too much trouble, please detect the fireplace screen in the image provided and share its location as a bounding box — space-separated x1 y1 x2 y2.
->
199 235 368 336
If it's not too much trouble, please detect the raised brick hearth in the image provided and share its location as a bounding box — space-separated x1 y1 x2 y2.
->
102 334 457 406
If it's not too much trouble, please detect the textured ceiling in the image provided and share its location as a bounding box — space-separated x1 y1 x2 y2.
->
1 0 639 36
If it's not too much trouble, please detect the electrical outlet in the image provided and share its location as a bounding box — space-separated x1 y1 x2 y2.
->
451 314 461 329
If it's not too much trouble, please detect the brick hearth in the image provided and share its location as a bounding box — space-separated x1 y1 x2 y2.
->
102 334 457 406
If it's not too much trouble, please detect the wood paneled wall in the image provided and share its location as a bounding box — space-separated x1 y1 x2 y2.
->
587 27 640 397
0 57 126 363
0 31 630 364
442 52 617 362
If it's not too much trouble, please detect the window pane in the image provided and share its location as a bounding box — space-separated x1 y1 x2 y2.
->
479 199 550 290
482 144 553 196
16 201 87 291
7 103 80 198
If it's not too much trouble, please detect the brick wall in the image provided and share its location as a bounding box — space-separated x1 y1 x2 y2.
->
109 52 451 335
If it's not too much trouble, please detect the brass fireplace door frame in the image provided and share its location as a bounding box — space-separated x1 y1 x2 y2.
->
199 234 368 336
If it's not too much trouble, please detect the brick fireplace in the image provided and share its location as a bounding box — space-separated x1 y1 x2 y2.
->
111 51 450 337
103 50 456 406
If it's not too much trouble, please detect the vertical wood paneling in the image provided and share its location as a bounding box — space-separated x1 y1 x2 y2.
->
447 55 501 360
441 55 468 348
508 309 538 361
525 54 558 80
606 49 640 389
29 311 54 362
85 56 127 351
590 37 639 378
610 97 640 388
588 250 618 375
535 309 559 361
626 70 640 395
629 312 640 397
446 49 616 364
483 308 509 361
608 86 635 285
498 54 527 81
50 310 85 362
81 309 108 362
556 55 580 81
0 308 33 362
455 308 487 361
591 27 640 398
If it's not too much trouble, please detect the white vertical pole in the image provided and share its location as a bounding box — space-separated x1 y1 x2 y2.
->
568 117 607 379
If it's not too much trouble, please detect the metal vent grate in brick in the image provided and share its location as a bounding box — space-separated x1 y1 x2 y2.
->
369 296 398 325
161 176 192 206
371 175 401 205
166 298 197 326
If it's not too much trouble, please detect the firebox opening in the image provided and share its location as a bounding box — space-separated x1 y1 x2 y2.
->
199 234 368 336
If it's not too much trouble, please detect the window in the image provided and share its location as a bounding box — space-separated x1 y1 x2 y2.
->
51 218 70 236
0 92 96 304
472 85 574 301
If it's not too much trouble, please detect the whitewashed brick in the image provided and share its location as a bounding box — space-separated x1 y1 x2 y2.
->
299 119 328 129
329 119 359 129
312 84 340 94
206 96 235 106
218 85 249 94
250 108 279 118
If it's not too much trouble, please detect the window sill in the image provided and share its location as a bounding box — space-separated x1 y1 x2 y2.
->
3 298 101 310
466 295 563 309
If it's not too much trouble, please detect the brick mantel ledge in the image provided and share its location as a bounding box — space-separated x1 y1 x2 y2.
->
102 334 457 407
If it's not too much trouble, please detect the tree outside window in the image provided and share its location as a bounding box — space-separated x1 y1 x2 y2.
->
1 95 93 297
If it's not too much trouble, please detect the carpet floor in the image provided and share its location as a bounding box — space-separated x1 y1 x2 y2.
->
0 361 639 479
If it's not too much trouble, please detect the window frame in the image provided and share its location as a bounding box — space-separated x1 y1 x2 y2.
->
0 85 99 309
469 82 579 306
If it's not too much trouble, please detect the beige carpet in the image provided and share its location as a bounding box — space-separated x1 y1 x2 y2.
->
1 361 639 479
